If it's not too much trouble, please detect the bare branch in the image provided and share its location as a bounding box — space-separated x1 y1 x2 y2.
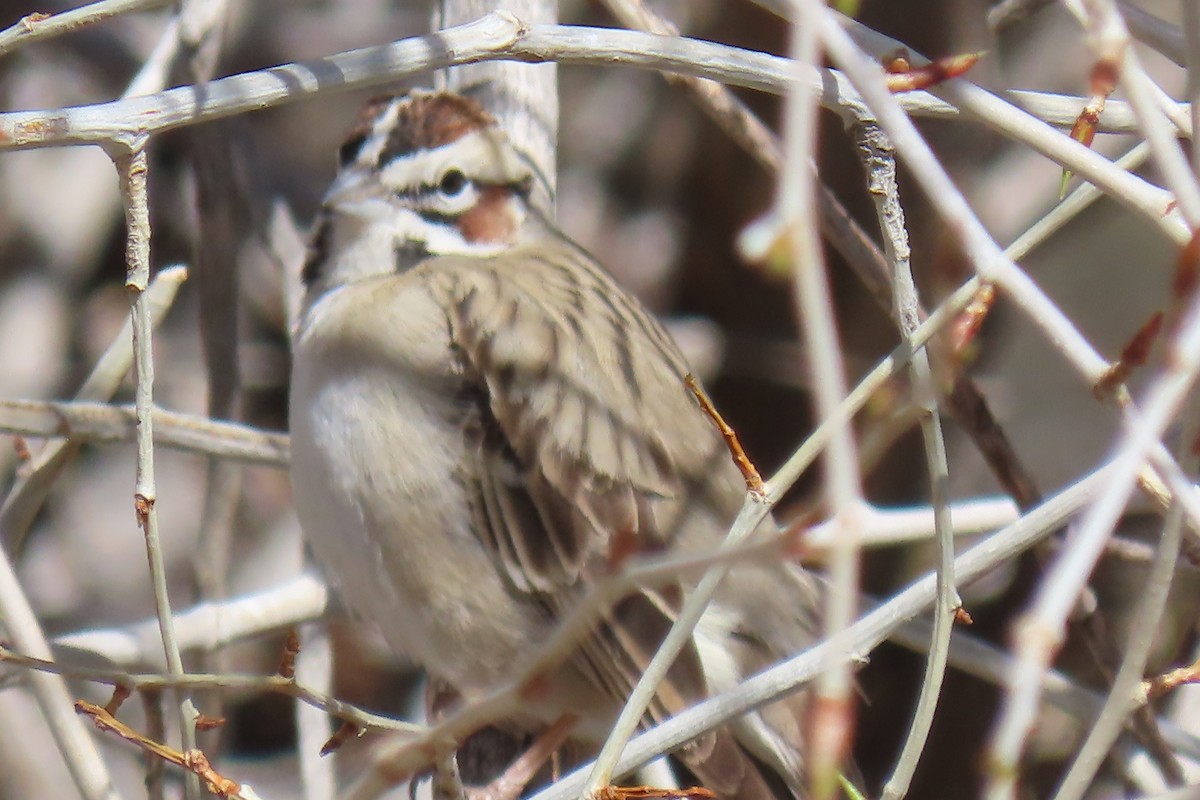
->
0 399 289 466
0 0 171 58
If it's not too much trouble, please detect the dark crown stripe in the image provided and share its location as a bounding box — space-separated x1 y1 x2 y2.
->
338 94 400 167
378 93 496 166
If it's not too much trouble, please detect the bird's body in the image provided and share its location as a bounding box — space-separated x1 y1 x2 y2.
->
290 91 823 798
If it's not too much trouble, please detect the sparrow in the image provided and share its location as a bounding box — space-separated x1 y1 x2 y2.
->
289 90 823 800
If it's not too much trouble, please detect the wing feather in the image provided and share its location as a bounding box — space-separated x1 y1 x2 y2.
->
418 233 731 716
425 239 726 586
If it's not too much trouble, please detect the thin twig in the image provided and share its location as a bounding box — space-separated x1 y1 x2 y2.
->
76 701 266 800
0 398 290 466
854 114 957 800
798 498 1017 556
116 147 201 799
1 644 419 735
684 374 763 495
53 573 327 668
1004 143 1151 263
1145 656 1200 702
786 5 864 795
0 0 172 58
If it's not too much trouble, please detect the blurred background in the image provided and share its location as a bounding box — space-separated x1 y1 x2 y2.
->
1 1 1197 798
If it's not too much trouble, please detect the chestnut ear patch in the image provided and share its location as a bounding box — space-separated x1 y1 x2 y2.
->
457 186 519 245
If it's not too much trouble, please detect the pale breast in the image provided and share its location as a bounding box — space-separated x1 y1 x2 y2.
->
290 275 551 692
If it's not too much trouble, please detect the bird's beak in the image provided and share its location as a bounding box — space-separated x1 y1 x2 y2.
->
322 170 393 222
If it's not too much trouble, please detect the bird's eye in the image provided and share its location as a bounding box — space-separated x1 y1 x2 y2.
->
438 170 469 197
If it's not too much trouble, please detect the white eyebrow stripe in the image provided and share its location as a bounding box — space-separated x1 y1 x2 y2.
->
377 129 531 190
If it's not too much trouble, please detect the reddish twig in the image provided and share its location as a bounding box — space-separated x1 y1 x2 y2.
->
684 374 764 495
76 700 256 799
276 628 300 680
1095 312 1164 398
1143 656 1200 702
320 720 363 756
884 51 982 92
594 786 715 800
